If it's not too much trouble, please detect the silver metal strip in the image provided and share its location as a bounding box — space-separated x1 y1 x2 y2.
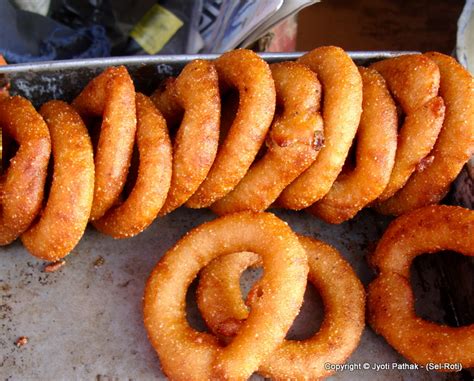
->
0 51 417 74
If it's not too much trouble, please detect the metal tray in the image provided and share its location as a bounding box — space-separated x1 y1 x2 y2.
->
0 52 472 381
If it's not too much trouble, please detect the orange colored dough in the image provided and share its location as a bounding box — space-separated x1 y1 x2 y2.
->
368 205 474 368
197 235 365 380
72 66 136 220
310 67 398 223
378 53 474 214
0 96 50 245
93 93 172 238
371 54 444 201
211 61 323 215
278 46 363 210
186 49 276 208
151 60 220 215
21 101 94 260
143 212 308 380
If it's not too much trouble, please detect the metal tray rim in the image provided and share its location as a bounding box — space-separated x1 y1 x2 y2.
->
0 51 418 74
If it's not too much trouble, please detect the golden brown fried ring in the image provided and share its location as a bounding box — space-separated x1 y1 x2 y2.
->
197 235 365 380
143 212 308 381
368 205 474 369
371 55 445 201
92 94 172 238
370 54 440 113
72 66 136 221
151 60 220 215
309 67 398 223
186 49 276 208
198 251 261 339
21 101 94 260
278 46 362 210
211 62 323 215
377 97 445 201
0 96 51 245
377 52 474 215
150 78 182 126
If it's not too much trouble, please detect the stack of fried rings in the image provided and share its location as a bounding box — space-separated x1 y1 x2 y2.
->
143 211 366 380
143 205 474 380
1 46 473 261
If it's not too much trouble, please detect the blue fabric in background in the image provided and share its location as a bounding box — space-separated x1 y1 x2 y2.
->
0 1 111 63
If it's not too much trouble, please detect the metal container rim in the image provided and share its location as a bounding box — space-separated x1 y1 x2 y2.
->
0 51 418 74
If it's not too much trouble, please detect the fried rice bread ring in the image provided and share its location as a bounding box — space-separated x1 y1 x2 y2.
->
143 212 308 381
151 60 220 215
0 96 51 245
92 94 172 238
197 235 365 380
211 62 323 215
277 46 363 210
198 251 261 339
21 101 94 260
371 54 445 201
72 66 137 221
186 49 276 208
370 54 440 112
377 53 474 215
309 67 398 223
368 205 474 368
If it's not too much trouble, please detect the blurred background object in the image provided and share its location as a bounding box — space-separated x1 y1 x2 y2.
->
0 0 317 62
0 0 469 60
297 0 465 53
0 0 111 62
12 0 51 15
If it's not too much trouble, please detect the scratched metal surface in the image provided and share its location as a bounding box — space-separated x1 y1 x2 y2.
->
0 53 470 381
